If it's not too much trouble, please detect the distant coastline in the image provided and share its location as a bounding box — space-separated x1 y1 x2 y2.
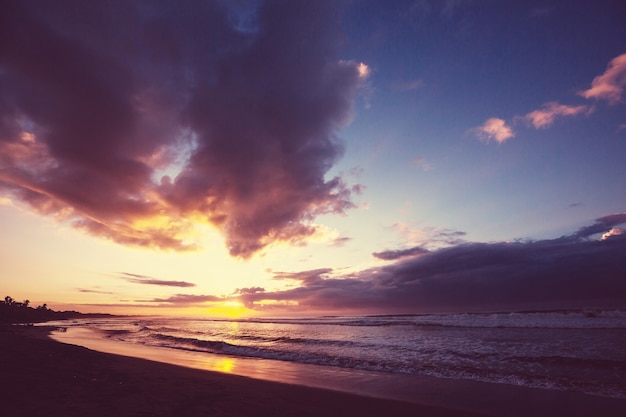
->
1 295 114 324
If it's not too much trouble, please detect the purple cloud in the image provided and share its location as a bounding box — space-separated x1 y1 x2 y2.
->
569 213 626 240
329 237 352 247
429 229 467 246
119 272 196 288
234 287 266 295
237 214 626 313
0 0 367 258
372 246 429 261
77 288 115 295
147 294 224 304
271 268 333 286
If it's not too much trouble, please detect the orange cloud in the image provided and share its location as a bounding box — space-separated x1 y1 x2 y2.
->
524 102 590 129
579 53 626 104
474 118 515 144
601 228 624 240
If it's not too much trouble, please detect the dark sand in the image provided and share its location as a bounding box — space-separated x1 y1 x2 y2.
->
1 325 487 417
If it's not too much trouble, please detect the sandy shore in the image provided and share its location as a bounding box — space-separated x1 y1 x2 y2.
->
1 325 487 417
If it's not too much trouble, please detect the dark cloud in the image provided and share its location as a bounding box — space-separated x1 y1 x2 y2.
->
234 287 265 295
0 0 366 258
237 214 626 313
430 229 467 245
372 246 429 260
77 288 115 295
271 268 333 286
147 294 224 304
119 272 196 288
330 236 352 247
391 224 467 250
569 213 626 241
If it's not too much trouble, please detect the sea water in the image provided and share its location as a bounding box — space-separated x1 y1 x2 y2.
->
46 310 626 401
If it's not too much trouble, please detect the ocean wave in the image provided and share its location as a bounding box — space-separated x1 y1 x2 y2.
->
146 333 412 374
135 332 626 400
54 313 626 401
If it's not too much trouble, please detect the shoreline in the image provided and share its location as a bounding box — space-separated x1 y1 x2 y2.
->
4 324 626 417
2 324 486 417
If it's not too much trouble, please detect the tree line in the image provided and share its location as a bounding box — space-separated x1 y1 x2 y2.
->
1 295 112 324
3 296 47 310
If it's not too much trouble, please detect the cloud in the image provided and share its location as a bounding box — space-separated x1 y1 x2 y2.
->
524 102 590 129
474 54 626 138
473 118 515 143
390 223 466 249
236 214 626 313
569 212 626 240
372 246 429 261
271 268 333 286
428 228 467 246
234 287 265 295
330 236 352 248
579 53 626 104
329 236 352 247
119 272 196 288
77 288 115 295
146 294 224 304
0 0 367 258
601 228 625 240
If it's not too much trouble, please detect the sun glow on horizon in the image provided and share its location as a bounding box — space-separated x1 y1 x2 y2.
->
203 301 250 318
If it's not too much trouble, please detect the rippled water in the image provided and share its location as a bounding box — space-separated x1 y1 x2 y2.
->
50 309 626 399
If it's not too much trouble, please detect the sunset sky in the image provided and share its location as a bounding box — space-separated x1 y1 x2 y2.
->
1 0 625 317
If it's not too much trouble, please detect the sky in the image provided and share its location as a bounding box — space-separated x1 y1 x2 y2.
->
1 0 625 317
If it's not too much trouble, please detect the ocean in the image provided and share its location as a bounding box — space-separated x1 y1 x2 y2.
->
46 310 626 403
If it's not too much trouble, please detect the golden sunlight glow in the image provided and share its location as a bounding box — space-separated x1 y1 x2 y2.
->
131 214 181 230
224 301 243 308
214 357 235 373
254 300 299 307
205 301 250 318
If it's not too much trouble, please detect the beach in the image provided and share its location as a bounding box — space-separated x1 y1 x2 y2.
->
5 321 626 417
2 325 489 417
